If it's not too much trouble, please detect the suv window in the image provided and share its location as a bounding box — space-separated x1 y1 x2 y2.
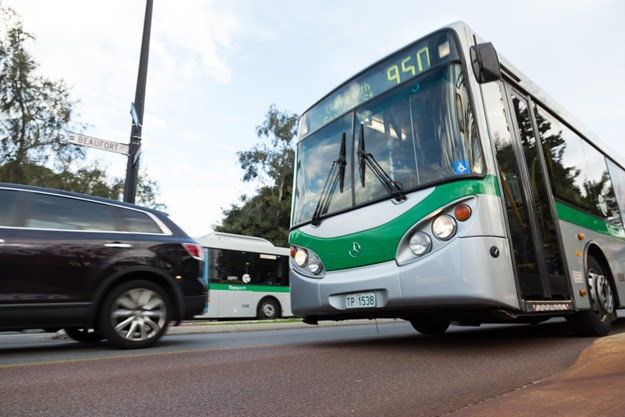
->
0 189 19 227
25 193 117 231
120 208 163 233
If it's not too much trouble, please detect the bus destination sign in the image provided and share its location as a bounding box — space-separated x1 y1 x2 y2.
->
298 31 459 138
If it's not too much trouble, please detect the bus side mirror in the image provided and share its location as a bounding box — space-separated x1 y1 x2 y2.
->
470 42 501 83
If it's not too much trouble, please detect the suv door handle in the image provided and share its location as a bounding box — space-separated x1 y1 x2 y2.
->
104 242 133 248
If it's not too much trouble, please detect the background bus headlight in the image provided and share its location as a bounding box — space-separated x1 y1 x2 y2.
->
409 232 432 256
432 215 456 240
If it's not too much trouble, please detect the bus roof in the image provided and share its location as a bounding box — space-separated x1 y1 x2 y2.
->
196 232 290 255
467 22 624 169
298 20 623 169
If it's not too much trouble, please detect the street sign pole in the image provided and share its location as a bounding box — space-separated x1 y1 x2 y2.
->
123 0 153 204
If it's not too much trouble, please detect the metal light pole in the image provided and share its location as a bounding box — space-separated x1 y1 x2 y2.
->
124 0 153 203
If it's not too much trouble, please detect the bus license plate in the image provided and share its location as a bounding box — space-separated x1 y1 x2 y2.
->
345 293 376 309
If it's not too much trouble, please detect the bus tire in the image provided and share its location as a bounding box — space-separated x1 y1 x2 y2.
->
409 317 450 335
567 256 615 337
257 298 280 320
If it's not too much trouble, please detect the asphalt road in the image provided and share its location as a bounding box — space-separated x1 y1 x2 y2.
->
1 319 623 417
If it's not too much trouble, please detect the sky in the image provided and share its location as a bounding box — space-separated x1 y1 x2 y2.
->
3 0 624 238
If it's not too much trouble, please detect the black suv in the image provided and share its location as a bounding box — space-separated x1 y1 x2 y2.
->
0 183 207 348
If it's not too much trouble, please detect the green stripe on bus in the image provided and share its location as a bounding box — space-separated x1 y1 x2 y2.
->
290 176 499 271
555 201 625 240
209 283 290 293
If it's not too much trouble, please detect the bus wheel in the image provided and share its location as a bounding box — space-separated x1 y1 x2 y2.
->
409 317 450 335
257 298 279 320
567 256 615 337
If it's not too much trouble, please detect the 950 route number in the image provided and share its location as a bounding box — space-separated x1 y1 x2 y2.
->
345 292 376 309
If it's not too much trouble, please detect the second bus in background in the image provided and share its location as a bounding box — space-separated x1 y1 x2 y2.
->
196 232 291 320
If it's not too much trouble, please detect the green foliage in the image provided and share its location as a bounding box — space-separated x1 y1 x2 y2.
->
135 172 166 211
0 161 121 198
238 104 297 202
0 3 165 210
217 187 292 247
216 104 298 247
0 5 82 183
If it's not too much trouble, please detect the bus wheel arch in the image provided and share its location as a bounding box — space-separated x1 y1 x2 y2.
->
257 297 281 320
586 245 620 312
568 247 617 337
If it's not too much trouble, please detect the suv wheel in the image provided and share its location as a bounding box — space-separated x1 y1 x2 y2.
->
100 280 170 349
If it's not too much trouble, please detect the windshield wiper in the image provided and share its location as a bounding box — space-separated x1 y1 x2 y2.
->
357 123 406 202
311 132 347 226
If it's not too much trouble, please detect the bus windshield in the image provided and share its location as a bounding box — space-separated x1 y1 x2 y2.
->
292 63 483 226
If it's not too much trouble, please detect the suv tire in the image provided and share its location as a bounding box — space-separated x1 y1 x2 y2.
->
99 280 171 349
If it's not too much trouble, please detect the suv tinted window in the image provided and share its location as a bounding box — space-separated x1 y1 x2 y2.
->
26 193 117 231
120 208 163 233
0 189 19 227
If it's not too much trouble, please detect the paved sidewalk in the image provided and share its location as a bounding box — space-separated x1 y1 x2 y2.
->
448 332 625 416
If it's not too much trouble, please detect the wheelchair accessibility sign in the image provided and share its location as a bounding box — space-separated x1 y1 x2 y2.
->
453 160 470 175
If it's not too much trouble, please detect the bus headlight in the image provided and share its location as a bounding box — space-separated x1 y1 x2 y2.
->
291 246 325 277
409 232 432 256
307 254 323 274
432 215 456 240
292 247 308 267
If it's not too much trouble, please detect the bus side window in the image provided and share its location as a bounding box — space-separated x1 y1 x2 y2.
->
254 253 277 285
277 256 290 287
211 249 250 283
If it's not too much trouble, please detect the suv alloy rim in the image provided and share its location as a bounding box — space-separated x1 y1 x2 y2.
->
111 287 167 341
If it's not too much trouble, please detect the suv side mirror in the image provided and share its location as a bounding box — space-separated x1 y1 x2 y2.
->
470 42 501 83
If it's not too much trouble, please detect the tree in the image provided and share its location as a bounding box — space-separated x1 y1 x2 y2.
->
238 104 297 203
218 188 292 246
0 4 82 183
216 105 298 247
0 4 165 210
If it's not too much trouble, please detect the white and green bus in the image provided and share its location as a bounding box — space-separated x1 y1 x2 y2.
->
289 21 625 336
196 232 291 319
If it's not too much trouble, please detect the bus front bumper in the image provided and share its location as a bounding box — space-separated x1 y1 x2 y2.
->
290 236 520 321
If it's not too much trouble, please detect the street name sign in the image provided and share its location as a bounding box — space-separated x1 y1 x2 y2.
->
66 132 129 155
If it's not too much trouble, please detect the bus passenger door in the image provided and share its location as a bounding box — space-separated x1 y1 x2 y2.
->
485 81 569 302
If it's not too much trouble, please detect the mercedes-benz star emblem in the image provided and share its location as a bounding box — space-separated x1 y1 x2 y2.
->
349 242 361 258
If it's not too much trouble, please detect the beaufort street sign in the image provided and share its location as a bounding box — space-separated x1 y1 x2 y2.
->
66 132 129 155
